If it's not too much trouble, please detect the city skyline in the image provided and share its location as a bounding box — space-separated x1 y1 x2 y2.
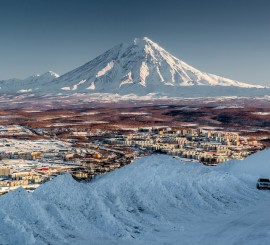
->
0 0 269 86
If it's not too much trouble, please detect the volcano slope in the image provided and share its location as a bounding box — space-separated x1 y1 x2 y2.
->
0 150 269 244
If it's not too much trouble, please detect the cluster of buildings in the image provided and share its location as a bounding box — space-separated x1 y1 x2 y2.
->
0 137 74 194
0 129 136 195
0 124 264 195
111 127 262 164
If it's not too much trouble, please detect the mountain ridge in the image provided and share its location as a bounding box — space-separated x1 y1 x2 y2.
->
0 71 59 93
0 37 268 97
54 37 265 93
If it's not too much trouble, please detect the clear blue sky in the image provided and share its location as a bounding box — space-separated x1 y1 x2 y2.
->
0 0 269 85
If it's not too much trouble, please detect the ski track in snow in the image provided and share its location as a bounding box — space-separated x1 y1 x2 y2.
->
0 150 269 244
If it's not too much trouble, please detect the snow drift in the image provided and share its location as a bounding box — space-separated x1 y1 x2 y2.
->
0 151 269 244
229 148 270 179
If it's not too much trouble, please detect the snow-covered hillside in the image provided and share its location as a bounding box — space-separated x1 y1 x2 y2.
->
0 71 59 93
0 38 269 97
53 37 265 95
0 150 269 244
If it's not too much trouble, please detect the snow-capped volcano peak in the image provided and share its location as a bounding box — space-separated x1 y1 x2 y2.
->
53 37 264 95
133 37 159 48
0 38 267 96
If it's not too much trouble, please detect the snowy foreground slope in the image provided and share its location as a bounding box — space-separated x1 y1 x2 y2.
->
0 150 270 244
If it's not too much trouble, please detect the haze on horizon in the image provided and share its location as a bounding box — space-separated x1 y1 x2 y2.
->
0 0 269 86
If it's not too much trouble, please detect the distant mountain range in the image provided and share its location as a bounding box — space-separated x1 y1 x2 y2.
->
1 37 269 97
0 71 59 93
